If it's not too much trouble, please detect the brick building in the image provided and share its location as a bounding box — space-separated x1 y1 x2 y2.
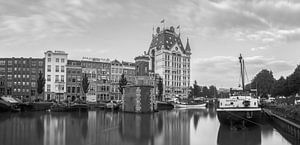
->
66 60 82 101
0 57 44 100
81 57 111 102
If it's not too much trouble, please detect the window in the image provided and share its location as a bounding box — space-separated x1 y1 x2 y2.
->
61 59 65 63
31 90 35 96
38 61 43 66
47 84 51 92
7 75 12 80
47 65 51 72
67 87 70 93
32 61 36 66
77 87 80 93
7 82 12 87
0 60 5 65
48 58 51 62
56 58 59 62
8 61 12 65
61 66 64 72
55 75 59 82
7 67 12 72
72 87 75 93
55 65 59 72
31 82 36 87
47 75 51 81
61 75 64 82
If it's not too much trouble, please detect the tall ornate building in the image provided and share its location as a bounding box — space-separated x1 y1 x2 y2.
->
147 26 191 100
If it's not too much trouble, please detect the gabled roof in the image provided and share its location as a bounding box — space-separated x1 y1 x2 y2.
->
111 59 121 64
149 27 187 54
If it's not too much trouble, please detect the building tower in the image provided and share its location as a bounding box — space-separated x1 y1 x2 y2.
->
147 26 191 100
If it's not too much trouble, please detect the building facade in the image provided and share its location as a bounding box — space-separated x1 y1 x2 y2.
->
110 60 123 100
66 60 82 101
110 60 136 100
0 57 44 100
81 57 111 102
44 50 68 101
121 61 135 85
147 26 191 100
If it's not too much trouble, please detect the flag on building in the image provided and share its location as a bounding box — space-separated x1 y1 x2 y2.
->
160 19 165 23
176 25 180 29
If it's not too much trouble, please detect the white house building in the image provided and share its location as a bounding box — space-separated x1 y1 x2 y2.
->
44 50 68 101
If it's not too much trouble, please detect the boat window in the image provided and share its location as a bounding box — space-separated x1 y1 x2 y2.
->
230 102 233 105
254 102 256 106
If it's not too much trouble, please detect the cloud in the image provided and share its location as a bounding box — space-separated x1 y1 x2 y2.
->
192 55 295 87
250 46 268 51
170 0 300 47
0 0 123 44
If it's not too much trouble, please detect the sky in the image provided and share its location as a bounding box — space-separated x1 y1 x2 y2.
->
0 0 300 88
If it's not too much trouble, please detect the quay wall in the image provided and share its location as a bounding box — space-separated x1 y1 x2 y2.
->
264 108 300 143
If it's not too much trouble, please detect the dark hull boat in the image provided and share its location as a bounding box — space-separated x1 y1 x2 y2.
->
156 101 174 110
217 107 262 126
51 103 88 112
217 54 261 127
19 102 53 112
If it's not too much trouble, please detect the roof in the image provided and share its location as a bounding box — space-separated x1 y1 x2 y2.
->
186 38 191 52
148 27 189 55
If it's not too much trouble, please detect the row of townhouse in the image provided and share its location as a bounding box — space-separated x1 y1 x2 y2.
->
0 50 135 102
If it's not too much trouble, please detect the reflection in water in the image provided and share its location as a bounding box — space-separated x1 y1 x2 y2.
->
118 113 162 145
0 113 44 145
0 108 296 145
217 125 261 145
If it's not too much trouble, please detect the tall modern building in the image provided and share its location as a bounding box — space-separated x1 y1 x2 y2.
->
44 50 68 101
147 26 191 99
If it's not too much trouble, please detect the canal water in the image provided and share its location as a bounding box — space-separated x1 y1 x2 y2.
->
0 108 297 145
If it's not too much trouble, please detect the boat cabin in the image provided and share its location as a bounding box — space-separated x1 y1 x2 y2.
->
218 96 259 108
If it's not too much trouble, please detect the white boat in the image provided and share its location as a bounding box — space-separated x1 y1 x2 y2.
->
216 54 261 126
174 103 206 108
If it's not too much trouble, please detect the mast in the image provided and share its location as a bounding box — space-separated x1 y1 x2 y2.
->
239 54 245 92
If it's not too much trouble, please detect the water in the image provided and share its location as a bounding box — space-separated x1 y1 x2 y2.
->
0 108 297 145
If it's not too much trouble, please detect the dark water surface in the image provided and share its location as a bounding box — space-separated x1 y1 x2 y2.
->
0 108 296 145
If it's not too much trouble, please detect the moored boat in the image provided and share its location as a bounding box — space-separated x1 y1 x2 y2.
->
216 54 261 127
156 101 174 110
174 102 206 108
0 96 21 112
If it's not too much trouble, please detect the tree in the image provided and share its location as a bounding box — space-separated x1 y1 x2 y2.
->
157 77 163 101
272 76 289 97
192 80 201 98
188 86 194 99
286 65 300 95
82 73 89 101
202 86 209 97
37 71 45 100
118 73 128 95
251 69 275 97
208 85 217 98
